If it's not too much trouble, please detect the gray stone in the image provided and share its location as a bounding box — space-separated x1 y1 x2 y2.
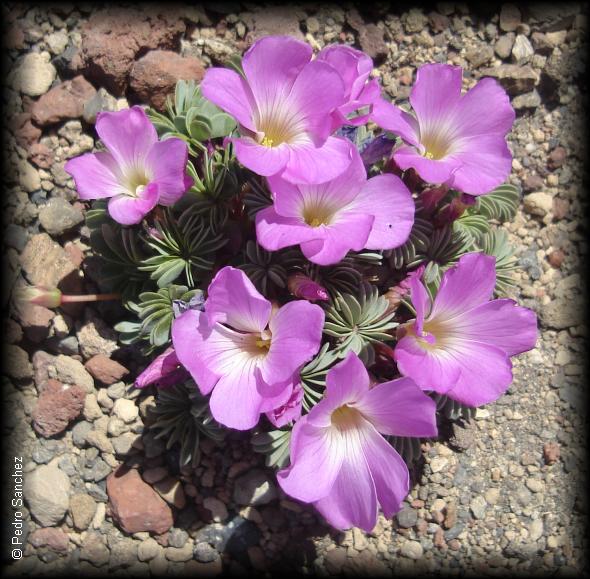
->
24 464 71 526
396 507 418 528
83 87 118 124
512 90 541 110
5 345 33 381
109 539 138 569
480 64 538 96
495 33 515 59
168 527 189 549
113 398 138 423
512 34 534 62
39 198 84 236
165 543 193 562
45 30 69 55
523 192 553 217
83 458 112 482
470 496 487 519
53 355 95 393
106 381 126 399
233 469 278 506
80 531 110 566
540 300 578 330
194 542 219 563
112 432 140 455
72 420 93 448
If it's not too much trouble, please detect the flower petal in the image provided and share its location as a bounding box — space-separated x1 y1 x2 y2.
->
232 136 290 177
454 77 515 139
361 425 410 518
95 106 157 171
317 44 372 101
64 151 124 199
144 138 190 205
255 206 321 252
307 352 370 428
171 310 221 395
429 253 496 321
200 67 257 132
355 376 438 438
280 136 354 185
449 299 538 357
448 135 513 195
394 334 461 394
300 211 374 265
258 300 324 387
348 173 414 250
208 356 265 430
443 340 514 407
410 64 462 136
409 274 431 336
394 145 460 185
313 423 378 532
277 417 343 502
370 99 421 148
107 182 159 225
242 35 312 111
205 266 271 333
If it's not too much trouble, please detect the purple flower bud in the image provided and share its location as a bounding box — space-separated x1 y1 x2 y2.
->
266 382 304 428
135 347 189 389
288 274 329 302
360 134 395 165
420 185 449 217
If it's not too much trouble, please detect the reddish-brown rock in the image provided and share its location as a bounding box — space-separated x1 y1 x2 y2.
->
85 355 129 385
358 23 388 61
129 50 205 110
32 351 55 392
553 198 570 220
31 76 96 126
543 442 561 465
548 146 566 170
76 7 186 95
18 303 55 344
547 249 565 268
107 465 173 534
28 142 54 169
11 113 41 148
251 7 304 40
30 527 69 554
32 379 85 437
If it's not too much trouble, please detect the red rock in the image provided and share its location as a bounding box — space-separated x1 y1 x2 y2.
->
552 198 569 220
523 173 544 193
154 531 169 547
63 241 85 268
31 76 96 126
18 303 55 344
32 379 85 437
251 7 304 40
6 22 26 50
11 113 41 148
30 527 69 553
547 249 565 268
107 465 173 535
129 50 205 111
77 7 186 95
434 528 446 548
28 142 54 169
543 442 561 465
85 355 129 385
448 539 461 551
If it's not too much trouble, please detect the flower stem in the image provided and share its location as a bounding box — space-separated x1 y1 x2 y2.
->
60 293 121 304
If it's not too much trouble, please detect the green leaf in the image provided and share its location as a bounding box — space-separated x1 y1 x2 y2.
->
474 183 520 223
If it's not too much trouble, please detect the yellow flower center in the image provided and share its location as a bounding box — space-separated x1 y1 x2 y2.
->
261 136 275 148
255 338 272 350
331 405 364 432
124 167 151 196
302 203 334 227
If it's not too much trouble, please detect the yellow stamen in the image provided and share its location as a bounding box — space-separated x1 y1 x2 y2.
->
331 405 364 432
255 338 271 350
261 136 274 148
424 151 434 160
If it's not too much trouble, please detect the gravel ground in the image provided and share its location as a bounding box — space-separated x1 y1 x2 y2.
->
2 3 588 576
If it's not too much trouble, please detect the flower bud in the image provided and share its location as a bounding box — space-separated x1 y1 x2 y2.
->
135 347 189 389
288 274 329 302
14 285 62 309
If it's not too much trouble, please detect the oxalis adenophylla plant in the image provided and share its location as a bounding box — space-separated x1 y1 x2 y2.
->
63 35 538 533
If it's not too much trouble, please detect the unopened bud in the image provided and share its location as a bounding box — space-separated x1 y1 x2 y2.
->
288 274 329 302
14 285 62 309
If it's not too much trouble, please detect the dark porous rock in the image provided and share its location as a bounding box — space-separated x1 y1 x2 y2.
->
107 465 173 535
194 541 220 563
129 50 205 111
32 379 85 437
31 76 97 126
251 7 304 41
358 23 388 62
512 90 541 111
28 142 55 169
499 3 521 32
76 7 186 95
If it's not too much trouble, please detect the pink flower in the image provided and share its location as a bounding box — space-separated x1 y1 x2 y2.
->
316 44 383 130
200 35 353 185
266 382 304 428
277 352 437 532
394 253 538 407
134 347 189 389
372 64 515 195
65 107 192 225
171 267 324 430
255 144 414 265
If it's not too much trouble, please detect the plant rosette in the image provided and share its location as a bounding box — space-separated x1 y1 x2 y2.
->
63 35 538 533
